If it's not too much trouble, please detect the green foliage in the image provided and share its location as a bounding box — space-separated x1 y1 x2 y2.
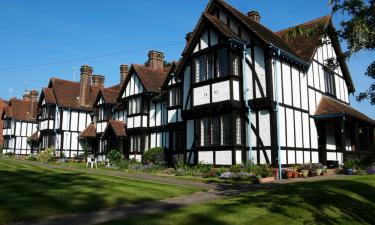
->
107 150 123 167
256 165 273 178
36 148 55 163
230 164 243 173
344 159 360 169
142 147 166 166
26 155 37 161
4 152 15 158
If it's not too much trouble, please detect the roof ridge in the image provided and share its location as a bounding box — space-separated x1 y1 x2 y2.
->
276 15 331 35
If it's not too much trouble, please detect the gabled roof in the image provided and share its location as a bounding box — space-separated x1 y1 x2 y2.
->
95 87 120 106
206 0 301 59
117 64 170 101
315 96 375 125
161 61 180 89
101 120 127 138
28 131 40 142
276 16 355 92
44 78 100 110
79 123 97 138
40 88 56 104
3 98 37 122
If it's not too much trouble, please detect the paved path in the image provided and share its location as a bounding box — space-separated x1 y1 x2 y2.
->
3 159 346 225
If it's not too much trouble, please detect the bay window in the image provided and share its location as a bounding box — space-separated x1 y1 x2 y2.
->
199 115 232 146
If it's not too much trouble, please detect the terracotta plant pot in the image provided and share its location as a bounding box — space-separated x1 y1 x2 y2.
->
292 171 299 178
286 170 293 179
259 176 275 184
301 170 309 178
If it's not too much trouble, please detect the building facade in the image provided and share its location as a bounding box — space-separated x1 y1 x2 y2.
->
1 0 374 166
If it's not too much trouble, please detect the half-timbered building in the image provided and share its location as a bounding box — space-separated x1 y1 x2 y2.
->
176 0 374 166
37 65 103 158
2 91 39 155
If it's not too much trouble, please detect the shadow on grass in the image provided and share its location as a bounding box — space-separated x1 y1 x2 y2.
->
102 177 375 225
0 162 154 224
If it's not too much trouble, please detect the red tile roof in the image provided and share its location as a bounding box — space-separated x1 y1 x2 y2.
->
79 123 97 138
101 88 120 105
276 15 331 63
133 64 170 93
315 96 375 125
3 98 37 122
102 120 127 138
47 78 100 110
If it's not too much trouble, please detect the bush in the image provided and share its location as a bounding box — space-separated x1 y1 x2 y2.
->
230 164 243 173
344 159 360 169
36 148 55 163
107 150 123 166
202 168 219 178
26 155 37 161
195 163 212 174
216 167 229 176
4 152 15 158
256 164 273 178
143 147 165 166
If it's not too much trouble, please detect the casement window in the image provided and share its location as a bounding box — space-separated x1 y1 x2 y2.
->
127 96 147 115
41 105 56 120
199 115 231 147
232 55 240 76
3 119 11 129
41 135 55 149
171 129 184 152
130 135 146 152
324 68 336 96
168 88 181 107
235 116 243 145
3 138 10 148
98 107 112 121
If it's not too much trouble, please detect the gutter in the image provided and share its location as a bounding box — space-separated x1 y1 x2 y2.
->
269 43 309 68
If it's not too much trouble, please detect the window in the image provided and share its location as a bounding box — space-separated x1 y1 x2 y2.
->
199 115 232 147
41 105 56 120
98 107 112 121
194 48 231 83
3 119 11 129
235 116 242 145
232 55 240 76
3 138 10 148
130 135 146 152
324 69 336 96
42 135 55 149
168 88 181 107
171 129 184 152
127 96 146 115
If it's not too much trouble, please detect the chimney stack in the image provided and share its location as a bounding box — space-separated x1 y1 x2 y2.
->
23 91 31 101
120 64 129 82
148 50 165 70
79 64 93 106
91 75 105 88
28 89 39 119
247 11 261 23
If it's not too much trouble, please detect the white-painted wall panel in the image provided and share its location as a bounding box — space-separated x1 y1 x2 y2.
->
186 120 194 150
295 111 303 148
286 108 295 147
193 85 210 106
292 67 301 108
212 81 230 103
301 72 308 110
233 80 240 101
198 151 213 164
288 150 296 164
282 62 292 105
215 151 232 165
310 119 318 149
279 106 286 147
302 113 310 149
254 45 266 98
259 110 270 146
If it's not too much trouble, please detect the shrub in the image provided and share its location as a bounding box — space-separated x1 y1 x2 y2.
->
143 147 165 166
344 159 360 169
216 167 229 176
107 150 123 166
175 168 187 176
202 168 219 178
26 155 37 161
230 164 243 173
256 164 273 178
4 152 15 158
36 148 55 163
195 163 212 174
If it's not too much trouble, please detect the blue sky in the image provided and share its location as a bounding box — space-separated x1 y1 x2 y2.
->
0 0 373 118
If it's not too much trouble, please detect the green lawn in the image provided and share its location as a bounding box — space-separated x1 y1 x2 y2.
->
0 159 200 224
102 176 375 225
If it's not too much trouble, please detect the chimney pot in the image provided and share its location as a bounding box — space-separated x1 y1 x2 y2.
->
120 64 129 82
148 50 165 70
91 75 105 88
247 10 261 23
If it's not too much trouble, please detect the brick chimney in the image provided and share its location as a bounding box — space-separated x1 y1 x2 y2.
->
247 11 261 23
79 64 93 106
91 75 105 88
29 89 39 119
120 64 129 82
23 91 30 101
148 50 165 70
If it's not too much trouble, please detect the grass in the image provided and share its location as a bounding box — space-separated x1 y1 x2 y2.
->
0 159 200 224
102 175 375 225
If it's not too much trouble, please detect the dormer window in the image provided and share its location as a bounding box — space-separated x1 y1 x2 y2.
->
324 68 336 96
41 105 56 120
168 87 181 107
98 106 112 121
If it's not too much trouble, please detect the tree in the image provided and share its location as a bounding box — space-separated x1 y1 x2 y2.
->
330 0 375 104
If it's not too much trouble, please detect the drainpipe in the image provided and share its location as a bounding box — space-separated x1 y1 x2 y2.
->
272 49 282 180
242 44 253 164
